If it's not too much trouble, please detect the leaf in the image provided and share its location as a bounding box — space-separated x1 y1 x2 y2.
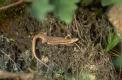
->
101 0 122 6
52 0 79 24
114 54 122 68
31 0 54 21
113 0 122 5
106 32 121 52
81 0 93 6
101 0 113 6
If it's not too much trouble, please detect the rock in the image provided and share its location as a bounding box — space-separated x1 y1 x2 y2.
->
107 5 122 37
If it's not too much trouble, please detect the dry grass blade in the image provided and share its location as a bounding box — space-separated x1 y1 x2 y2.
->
0 71 33 80
0 71 48 80
0 0 31 11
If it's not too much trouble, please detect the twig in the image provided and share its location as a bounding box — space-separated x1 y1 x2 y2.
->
0 71 48 80
0 0 32 11
0 71 33 80
0 50 23 72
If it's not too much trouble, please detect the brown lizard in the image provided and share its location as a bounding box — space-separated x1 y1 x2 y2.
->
32 32 78 68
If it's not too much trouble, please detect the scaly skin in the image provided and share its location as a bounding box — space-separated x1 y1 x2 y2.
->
32 32 79 68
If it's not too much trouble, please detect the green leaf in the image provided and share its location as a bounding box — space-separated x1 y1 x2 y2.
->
114 54 122 68
31 0 54 21
101 0 113 6
113 0 122 5
81 0 93 6
106 32 121 52
101 0 122 6
52 0 79 24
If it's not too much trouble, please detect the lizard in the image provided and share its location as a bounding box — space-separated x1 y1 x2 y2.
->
32 32 79 68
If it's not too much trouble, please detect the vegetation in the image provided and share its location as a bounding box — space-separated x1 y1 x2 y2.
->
105 31 121 52
0 0 122 80
31 0 122 24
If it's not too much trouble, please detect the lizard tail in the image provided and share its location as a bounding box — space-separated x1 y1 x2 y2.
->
32 36 49 68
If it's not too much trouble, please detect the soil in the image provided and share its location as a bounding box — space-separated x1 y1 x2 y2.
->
0 1 121 80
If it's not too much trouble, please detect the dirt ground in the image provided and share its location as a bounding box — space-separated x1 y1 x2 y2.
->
0 2 121 80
